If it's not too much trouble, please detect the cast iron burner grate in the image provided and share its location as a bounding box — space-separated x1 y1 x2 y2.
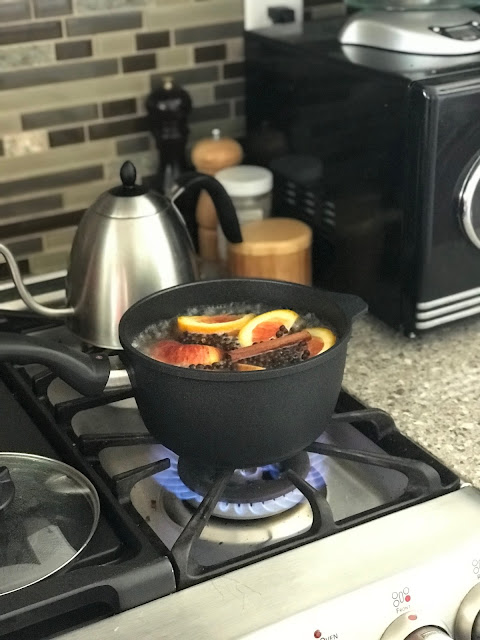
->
74 404 452 589
0 325 459 592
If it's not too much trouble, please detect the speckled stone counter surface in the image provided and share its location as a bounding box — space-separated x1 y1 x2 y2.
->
343 314 480 486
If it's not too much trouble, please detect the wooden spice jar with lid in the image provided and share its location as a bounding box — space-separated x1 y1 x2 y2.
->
191 129 243 261
228 218 313 285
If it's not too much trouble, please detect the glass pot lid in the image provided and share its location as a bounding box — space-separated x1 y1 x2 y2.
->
0 453 100 596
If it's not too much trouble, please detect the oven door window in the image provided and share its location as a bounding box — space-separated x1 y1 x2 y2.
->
459 154 480 249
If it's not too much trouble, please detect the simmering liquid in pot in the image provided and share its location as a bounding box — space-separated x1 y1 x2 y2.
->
132 303 337 372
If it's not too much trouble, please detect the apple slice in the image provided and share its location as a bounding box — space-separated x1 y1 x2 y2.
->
149 340 223 367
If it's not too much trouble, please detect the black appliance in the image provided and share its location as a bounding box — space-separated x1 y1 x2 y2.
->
0 311 459 638
245 18 480 335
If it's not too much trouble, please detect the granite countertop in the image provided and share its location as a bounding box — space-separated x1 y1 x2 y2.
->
343 313 480 486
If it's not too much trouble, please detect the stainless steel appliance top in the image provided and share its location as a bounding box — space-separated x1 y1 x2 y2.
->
339 9 480 55
252 16 480 79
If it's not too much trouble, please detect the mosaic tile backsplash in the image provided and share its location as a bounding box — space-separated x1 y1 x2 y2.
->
0 0 338 279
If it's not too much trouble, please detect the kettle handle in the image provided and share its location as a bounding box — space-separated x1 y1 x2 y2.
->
172 172 242 244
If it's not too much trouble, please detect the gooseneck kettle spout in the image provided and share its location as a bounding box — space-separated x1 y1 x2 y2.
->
0 243 74 318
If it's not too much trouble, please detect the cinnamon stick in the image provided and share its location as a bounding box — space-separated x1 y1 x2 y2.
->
228 330 311 363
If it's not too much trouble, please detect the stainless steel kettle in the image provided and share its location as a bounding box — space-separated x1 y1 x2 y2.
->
0 161 242 350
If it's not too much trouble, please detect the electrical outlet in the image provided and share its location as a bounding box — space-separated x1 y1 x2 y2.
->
244 0 304 31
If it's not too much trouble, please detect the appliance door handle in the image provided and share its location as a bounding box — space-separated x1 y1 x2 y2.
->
459 155 480 250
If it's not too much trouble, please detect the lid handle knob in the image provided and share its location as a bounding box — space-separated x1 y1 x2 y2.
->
120 160 137 188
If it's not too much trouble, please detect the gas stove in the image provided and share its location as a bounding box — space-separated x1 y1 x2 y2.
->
1 313 480 640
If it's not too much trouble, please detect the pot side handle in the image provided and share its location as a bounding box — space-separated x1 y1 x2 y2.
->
0 332 111 396
326 291 368 322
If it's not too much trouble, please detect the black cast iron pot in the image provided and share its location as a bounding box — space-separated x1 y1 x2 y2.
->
0 279 366 469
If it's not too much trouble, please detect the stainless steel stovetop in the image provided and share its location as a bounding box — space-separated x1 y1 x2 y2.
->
26 326 428 570
3 321 480 639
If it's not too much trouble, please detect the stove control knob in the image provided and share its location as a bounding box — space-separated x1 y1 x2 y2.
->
455 583 480 640
381 613 452 640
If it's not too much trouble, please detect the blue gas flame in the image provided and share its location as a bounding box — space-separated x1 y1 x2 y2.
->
153 451 326 520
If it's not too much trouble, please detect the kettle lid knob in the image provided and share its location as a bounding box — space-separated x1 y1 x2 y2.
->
109 160 146 197
120 160 137 187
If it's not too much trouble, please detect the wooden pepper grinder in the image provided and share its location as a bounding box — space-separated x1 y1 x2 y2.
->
191 128 243 261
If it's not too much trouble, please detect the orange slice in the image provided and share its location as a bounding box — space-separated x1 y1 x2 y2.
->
235 363 265 372
177 313 254 335
237 309 299 347
307 327 336 357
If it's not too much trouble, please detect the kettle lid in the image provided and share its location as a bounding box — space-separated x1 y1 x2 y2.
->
89 160 169 219
109 161 147 197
